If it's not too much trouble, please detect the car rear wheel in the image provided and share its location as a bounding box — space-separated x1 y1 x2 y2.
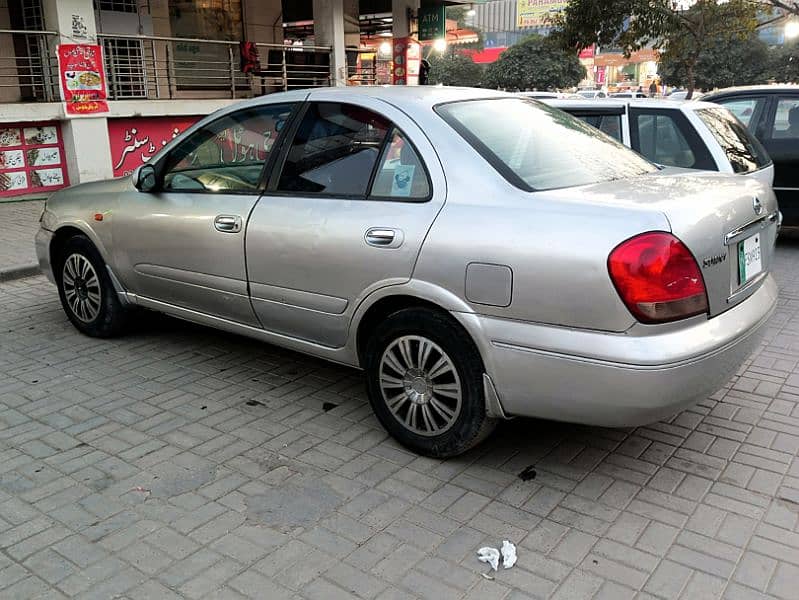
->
364 308 496 457
56 235 128 337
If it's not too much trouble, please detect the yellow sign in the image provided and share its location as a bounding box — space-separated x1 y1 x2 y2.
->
516 0 568 28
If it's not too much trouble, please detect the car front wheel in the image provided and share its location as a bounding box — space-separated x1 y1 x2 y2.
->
365 308 496 457
56 235 128 337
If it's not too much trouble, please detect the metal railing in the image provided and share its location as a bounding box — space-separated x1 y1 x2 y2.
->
97 34 338 100
0 30 58 102
0 31 383 103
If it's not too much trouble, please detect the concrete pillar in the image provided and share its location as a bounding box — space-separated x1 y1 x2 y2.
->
42 0 97 44
313 0 358 86
42 0 113 184
60 117 113 185
393 0 420 39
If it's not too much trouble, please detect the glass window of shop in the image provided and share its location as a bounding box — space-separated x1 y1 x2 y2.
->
169 0 243 89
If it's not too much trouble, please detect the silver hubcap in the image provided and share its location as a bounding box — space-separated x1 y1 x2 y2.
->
379 335 462 436
62 253 101 323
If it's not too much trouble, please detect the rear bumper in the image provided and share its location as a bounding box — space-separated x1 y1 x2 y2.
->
458 275 777 427
35 227 55 284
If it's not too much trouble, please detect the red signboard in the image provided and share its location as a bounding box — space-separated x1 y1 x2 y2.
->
579 45 596 59
57 44 109 115
108 117 201 178
0 122 69 198
392 37 421 85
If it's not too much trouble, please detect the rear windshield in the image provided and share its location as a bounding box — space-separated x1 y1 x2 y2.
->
436 98 656 191
695 107 772 173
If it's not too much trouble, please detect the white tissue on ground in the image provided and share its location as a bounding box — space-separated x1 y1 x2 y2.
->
501 540 517 569
477 546 501 571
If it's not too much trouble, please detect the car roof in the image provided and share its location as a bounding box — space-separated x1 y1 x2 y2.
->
517 91 559 97
544 98 718 111
703 84 799 99
304 85 513 109
210 86 515 119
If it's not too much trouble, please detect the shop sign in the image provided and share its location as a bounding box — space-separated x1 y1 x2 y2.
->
418 4 446 41
631 49 659 63
517 0 568 28
0 122 69 198
108 117 200 178
57 44 109 116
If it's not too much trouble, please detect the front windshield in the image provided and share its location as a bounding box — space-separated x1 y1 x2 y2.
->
436 98 657 191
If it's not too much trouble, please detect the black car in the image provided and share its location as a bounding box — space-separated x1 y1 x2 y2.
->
703 86 799 225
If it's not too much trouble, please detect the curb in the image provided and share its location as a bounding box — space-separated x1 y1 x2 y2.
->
0 264 41 283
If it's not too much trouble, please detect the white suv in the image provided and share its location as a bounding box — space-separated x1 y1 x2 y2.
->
545 98 774 187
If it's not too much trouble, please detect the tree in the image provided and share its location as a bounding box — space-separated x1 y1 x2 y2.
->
482 35 585 91
552 0 758 98
428 52 484 87
768 40 799 82
659 33 771 90
758 1 799 18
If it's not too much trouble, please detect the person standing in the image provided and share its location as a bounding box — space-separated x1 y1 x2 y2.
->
649 80 658 97
419 59 431 85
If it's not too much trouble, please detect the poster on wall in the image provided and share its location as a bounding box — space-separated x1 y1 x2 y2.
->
516 0 568 28
107 117 200 178
0 122 69 198
57 44 109 115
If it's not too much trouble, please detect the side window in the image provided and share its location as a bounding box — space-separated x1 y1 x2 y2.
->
573 113 623 142
277 102 390 196
630 110 714 170
717 98 765 129
771 97 799 139
162 104 294 193
370 130 431 200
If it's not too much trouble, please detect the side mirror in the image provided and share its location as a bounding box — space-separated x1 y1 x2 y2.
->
135 164 158 192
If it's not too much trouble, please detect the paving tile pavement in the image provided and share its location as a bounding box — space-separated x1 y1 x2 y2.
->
2 238 799 599
0 200 44 273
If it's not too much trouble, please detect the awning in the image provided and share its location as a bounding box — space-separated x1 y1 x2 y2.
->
464 47 506 64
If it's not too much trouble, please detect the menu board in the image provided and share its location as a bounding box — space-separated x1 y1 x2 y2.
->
0 122 69 198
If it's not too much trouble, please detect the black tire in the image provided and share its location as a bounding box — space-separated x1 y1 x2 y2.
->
55 235 128 338
364 307 497 457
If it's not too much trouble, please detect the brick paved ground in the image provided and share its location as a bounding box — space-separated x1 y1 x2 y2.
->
2 239 799 599
0 200 44 273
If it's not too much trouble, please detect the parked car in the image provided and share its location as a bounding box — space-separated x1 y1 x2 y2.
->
702 85 799 225
545 98 774 188
577 90 608 99
668 90 704 101
36 87 778 457
517 91 559 99
611 91 648 98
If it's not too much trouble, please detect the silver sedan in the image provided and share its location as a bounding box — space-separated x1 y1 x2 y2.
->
35 87 779 457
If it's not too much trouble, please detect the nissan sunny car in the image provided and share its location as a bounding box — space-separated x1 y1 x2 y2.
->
36 87 778 457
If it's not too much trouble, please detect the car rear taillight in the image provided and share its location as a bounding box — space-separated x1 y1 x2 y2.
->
608 232 708 324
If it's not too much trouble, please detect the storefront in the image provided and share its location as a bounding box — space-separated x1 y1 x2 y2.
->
593 48 660 91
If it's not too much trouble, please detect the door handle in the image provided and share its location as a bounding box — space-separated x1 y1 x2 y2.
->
365 228 402 248
214 215 242 233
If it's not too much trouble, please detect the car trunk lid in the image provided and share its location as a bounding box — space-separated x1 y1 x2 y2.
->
558 170 779 318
